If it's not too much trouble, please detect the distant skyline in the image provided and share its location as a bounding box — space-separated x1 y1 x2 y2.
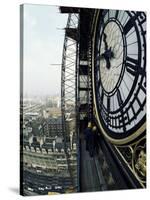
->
23 4 68 97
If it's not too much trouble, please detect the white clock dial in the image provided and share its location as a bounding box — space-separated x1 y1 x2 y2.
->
93 10 146 142
100 21 124 93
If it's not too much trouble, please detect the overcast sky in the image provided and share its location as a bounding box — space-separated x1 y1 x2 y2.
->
23 4 68 97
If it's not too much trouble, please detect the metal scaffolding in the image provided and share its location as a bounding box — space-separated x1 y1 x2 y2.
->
61 12 79 190
61 13 79 122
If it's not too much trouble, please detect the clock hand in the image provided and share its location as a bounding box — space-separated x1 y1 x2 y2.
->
100 33 109 59
100 48 112 60
105 57 111 69
100 47 112 69
101 33 114 70
103 32 108 51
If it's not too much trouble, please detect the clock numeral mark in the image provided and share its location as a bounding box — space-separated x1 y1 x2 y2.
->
117 90 126 132
107 96 110 112
117 89 123 106
115 10 119 19
125 56 138 76
115 117 117 127
126 110 130 124
123 16 137 35
126 56 146 76
126 56 138 65
130 104 136 119
135 95 143 110
111 117 114 127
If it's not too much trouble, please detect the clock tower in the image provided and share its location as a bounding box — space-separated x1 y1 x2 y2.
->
92 9 146 186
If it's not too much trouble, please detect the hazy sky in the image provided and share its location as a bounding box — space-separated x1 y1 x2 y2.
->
23 4 68 97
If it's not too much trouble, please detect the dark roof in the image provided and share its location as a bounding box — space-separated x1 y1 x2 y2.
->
55 143 64 150
42 143 53 149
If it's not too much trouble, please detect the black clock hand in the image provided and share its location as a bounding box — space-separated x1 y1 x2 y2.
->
100 33 109 60
105 57 111 69
100 53 111 69
101 47 114 59
103 32 108 51
101 33 114 69
100 47 112 69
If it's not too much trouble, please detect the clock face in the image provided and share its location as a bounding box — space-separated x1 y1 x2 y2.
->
99 21 124 94
93 10 146 141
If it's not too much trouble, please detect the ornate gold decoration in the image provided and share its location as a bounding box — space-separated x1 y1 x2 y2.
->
135 150 146 177
132 137 146 183
115 136 146 187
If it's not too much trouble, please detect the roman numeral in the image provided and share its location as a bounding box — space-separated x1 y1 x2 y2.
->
126 110 130 124
115 117 117 127
130 104 136 119
136 97 142 108
117 89 123 106
107 96 110 112
125 56 145 76
135 95 143 110
125 56 138 76
117 90 126 131
111 117 114 127
115 10 119 19
126 56 138 65
123 16 137 35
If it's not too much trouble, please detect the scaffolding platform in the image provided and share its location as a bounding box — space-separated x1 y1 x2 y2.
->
80 135 107 192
